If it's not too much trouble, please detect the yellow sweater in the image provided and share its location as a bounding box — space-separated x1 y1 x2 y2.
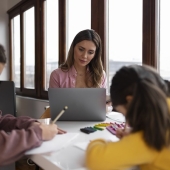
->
85 99 170 170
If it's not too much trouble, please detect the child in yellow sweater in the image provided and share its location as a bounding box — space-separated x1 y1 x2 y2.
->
86 64 170 170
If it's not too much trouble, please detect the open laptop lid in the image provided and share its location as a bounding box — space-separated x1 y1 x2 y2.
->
48 88 106 121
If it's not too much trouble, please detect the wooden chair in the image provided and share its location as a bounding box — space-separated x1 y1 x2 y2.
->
39 106 51 119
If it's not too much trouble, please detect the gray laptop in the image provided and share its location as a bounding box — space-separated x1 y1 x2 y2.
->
48 88 106 121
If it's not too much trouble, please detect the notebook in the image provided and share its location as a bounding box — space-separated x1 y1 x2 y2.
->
48 88 106 121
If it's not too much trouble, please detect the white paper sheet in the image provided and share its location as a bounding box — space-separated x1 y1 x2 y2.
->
74 136 120 151
74 141 90 151
25 133 79 155
106 111 125 122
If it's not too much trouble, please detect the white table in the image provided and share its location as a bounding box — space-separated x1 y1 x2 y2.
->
30 112 139 170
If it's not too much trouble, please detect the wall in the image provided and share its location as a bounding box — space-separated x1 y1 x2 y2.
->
7 0 21 9
0 0 49 118
0 0 9 80
0 0 21 80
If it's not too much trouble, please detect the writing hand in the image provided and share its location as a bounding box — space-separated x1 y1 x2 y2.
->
116 127 131 139
39 123 58 141
57 127 67 134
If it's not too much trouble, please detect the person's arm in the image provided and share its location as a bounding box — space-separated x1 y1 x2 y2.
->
0 114 39 132
115 123 132 139
85 132 157 170
0 124 42 166
0 119 61 166
49 70 60 88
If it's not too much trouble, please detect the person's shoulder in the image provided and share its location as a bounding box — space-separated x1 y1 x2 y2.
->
121 131 143 143
51 67 71 80
51 68 62 73
121 131 149 148
51 68 66 76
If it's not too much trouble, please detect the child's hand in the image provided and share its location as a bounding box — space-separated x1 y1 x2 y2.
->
57 127 67 134
32 121 66 137
39 123 60 141
116 127 131 139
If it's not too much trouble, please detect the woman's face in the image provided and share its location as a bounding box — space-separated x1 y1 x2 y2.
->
73 40 96 67
0 63 5 75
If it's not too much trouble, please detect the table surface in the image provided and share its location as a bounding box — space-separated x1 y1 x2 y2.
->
30 112 139 170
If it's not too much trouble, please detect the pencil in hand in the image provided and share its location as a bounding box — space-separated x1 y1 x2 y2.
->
52 106 68 124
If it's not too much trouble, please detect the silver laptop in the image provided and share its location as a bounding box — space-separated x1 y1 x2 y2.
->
48 88 106 121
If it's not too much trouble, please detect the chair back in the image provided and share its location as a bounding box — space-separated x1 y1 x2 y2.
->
0 81 16 116
40 107 51 119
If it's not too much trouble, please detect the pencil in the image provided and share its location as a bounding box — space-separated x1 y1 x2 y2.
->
52 106 68 124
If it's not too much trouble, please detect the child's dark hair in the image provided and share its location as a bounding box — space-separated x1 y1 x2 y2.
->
0 45 7 64
110 64 170 151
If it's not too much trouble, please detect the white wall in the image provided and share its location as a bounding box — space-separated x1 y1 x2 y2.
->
0 0 49 118
7 0 21 9
0 0 9 80
0 0 21 80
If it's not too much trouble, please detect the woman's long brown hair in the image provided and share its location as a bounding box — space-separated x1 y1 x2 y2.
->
60 29 103 87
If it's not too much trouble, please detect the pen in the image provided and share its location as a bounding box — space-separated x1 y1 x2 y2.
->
52 106 68 124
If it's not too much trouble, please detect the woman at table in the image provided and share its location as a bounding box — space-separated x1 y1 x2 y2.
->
86 64 170 170
49 29 107 88
0 44 66 166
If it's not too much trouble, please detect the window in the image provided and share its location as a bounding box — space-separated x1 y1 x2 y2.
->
8 0 37 97
160 0 170 81
66 0 91 51
8 0 92 99
11 15 20 87
7 0 160 99
44 0 59 90
107 0 142 89
24 7 35 89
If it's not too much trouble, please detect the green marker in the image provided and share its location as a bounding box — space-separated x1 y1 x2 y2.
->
93 126 104 130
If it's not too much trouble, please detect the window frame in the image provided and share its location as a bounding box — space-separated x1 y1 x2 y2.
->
7 0 159 100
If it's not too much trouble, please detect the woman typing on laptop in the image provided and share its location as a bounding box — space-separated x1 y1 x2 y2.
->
49 29 111 112
49 29 106 88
